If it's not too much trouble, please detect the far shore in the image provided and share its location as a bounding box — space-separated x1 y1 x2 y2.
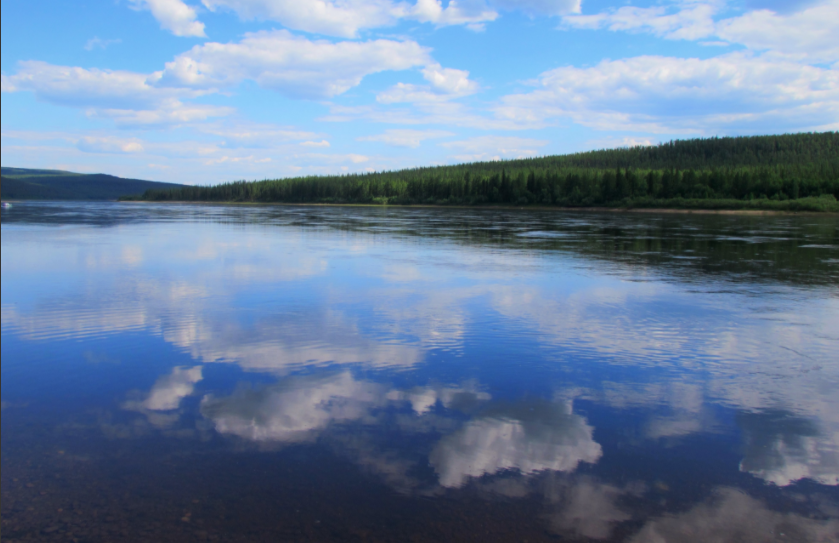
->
117 200 839 216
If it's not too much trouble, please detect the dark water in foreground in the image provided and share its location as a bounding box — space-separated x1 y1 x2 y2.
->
2 202 839 543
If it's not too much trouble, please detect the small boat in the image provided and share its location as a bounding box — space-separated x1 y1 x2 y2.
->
1 202 11 209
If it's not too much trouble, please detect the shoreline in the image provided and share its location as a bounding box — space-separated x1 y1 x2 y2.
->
118 200 839 216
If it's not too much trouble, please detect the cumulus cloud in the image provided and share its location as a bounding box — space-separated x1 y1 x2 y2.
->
429 400 602 488
628 487 839 543
201 0 502 37
121 366 204 428
376 63 479 104
2 61 188 110
411 0 498 27
543 476 633 539
202 0 403 38
0 60 233 127
158 30 431 98
412 0 580 27
495 52 839 133
717 0 839 63
130 0 207 37
562 1 719 41
358 129 454 148
387 383 491 414
201 372 388 442
0 233 426 372
199 0 588 39
562 0 839 63
199 0 581 38
3 30 437 126
141 366 204 410
422 63 479 95
738 410 839 486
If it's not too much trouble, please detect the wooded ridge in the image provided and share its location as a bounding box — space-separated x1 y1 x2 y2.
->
128 132 839 212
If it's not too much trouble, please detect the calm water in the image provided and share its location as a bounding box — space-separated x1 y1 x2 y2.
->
2 202 839 543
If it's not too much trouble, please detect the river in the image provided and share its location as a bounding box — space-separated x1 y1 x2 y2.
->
2 202 838 542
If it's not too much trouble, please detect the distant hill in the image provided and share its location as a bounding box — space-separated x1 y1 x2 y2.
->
134 132 839 212
1 167 183 200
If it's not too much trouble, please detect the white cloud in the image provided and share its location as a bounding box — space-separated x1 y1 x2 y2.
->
140 366 204 411
738 411 839 486
158 30 431 98
131 0 207 37
3 61 185 109
422 63 479 94
90 103 234 127
387 383 491 414
492 0 580 16
562 1 719 41
193 0 583 39
717 0 839 63
76 136 146 154
358 129 454 148
441 135 549 161
544 476 632 539
201 372 388 442
629 487 839 543
495 52 839 133
202 0 404 38
200 0 504 37
1 75 17 93
120 366 204 428
0 60 233 127
411 0 498 27
562 0 839 63
375 63 478 106
376 83 451 104
300 140 330 147
429 400 602 487
84 37 122 51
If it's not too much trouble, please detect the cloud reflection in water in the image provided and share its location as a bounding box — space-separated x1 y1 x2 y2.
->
201 372 388 443
430 400 602 488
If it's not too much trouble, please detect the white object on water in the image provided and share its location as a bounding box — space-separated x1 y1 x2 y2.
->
1 202 11 209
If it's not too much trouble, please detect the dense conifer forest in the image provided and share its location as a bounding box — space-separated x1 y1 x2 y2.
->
130 132 839 211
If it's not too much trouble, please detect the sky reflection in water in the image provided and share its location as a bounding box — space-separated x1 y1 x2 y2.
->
2 202 838 542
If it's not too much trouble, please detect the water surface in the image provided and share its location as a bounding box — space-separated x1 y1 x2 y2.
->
2 202 839 542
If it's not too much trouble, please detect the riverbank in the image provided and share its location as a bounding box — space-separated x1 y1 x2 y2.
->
119 199 839 216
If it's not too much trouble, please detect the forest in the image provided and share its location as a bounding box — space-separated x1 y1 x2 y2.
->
129 132 839 212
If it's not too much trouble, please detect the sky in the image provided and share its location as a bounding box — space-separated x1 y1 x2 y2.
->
1 0 837 185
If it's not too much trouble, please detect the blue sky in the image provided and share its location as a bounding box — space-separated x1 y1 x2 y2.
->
1 0 837 185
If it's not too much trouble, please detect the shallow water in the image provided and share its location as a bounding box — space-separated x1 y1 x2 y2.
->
2 202 838 542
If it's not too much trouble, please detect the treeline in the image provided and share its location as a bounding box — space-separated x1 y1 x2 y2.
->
131 133 839 211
